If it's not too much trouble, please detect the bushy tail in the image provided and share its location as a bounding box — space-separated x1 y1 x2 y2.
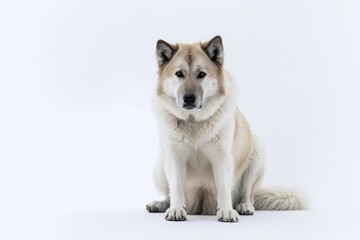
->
254 188 306 210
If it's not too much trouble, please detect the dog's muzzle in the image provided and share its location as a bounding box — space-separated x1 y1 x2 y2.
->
182 93 202 110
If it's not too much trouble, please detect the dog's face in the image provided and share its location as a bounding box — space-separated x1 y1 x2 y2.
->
156 36 225 111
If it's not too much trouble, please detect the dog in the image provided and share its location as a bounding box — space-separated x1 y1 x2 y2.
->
146 36 304 222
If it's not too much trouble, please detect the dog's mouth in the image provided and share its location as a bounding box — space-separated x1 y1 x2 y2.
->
183 104 195 110
182 104 202 111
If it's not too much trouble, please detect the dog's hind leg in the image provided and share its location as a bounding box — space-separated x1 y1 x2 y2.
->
146 156 170 213
146 199 170 213
235 149 264 215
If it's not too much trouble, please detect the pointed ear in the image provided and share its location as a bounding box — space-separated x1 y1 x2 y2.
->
202 35 224 65
156 40 177 66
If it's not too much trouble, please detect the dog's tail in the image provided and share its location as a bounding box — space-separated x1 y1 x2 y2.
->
253 188 306 210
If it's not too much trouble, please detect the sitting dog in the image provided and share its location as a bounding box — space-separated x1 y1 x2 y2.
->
146 36 304 222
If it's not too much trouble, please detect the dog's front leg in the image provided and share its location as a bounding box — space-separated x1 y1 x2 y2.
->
210 152 239 222
163 151 187 221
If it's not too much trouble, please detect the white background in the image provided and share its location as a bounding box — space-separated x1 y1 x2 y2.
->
0 0 359 239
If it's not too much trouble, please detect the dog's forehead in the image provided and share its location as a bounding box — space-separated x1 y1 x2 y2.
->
175 43 209 68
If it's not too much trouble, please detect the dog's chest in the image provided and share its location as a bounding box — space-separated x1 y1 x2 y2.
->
175 117 215 144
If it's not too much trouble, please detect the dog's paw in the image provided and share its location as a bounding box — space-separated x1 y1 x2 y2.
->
164 208 187 221
216 208 239 222
235 202 255 215
146 200 170 213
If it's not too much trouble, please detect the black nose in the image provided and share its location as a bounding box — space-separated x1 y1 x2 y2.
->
183 94 196 105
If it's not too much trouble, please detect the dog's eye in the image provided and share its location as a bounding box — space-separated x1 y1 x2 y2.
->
197 71 206 79
175 71 184 78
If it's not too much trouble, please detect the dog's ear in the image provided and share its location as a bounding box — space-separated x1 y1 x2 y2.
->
202 35 224 65
156 40 177 66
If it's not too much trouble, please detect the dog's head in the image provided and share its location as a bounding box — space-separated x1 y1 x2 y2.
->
156 36 225 112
